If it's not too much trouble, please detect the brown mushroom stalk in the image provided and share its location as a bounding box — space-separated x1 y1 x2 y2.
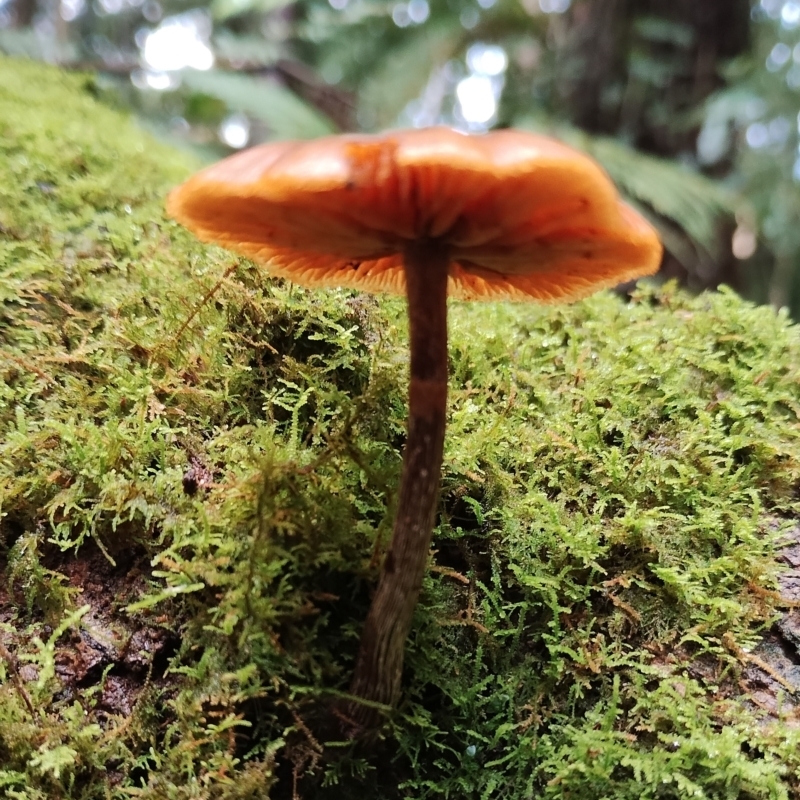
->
348 239 450 724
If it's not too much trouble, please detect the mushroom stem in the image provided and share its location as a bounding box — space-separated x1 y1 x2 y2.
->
348 239 450 729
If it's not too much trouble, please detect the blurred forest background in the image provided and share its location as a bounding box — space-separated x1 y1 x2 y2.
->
0 0 798 317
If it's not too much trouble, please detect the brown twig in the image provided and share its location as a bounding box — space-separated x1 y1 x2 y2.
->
0 349 57 386
723 632 797 694
0 640 36 716
166 262 240 349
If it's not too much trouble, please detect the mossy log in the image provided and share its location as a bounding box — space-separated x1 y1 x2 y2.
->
2 54 800 800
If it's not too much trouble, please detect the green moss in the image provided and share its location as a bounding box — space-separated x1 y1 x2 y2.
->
2 54 800 799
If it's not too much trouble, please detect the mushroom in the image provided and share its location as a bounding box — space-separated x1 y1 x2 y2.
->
167 127 662 730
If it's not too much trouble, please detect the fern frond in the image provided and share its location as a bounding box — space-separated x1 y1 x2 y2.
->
357 21 464 130
586 135 736 260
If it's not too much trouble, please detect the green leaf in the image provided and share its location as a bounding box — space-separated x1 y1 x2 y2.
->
210 0 294 22
180 68 336 139
125 582 205 612
29 745 78 779
0 771 27 789
0 29 78 62
633 16 696 49
212 31 281 66
358 21 463 129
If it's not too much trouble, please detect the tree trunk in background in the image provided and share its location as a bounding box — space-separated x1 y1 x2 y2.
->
556 0 750 293
558 0 631 135
12 0 37 27
558 0 749 153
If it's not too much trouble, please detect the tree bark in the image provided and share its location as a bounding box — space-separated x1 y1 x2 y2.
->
11 0 37 27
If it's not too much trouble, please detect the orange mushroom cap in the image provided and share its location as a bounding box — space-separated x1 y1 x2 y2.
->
167 127 662 302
